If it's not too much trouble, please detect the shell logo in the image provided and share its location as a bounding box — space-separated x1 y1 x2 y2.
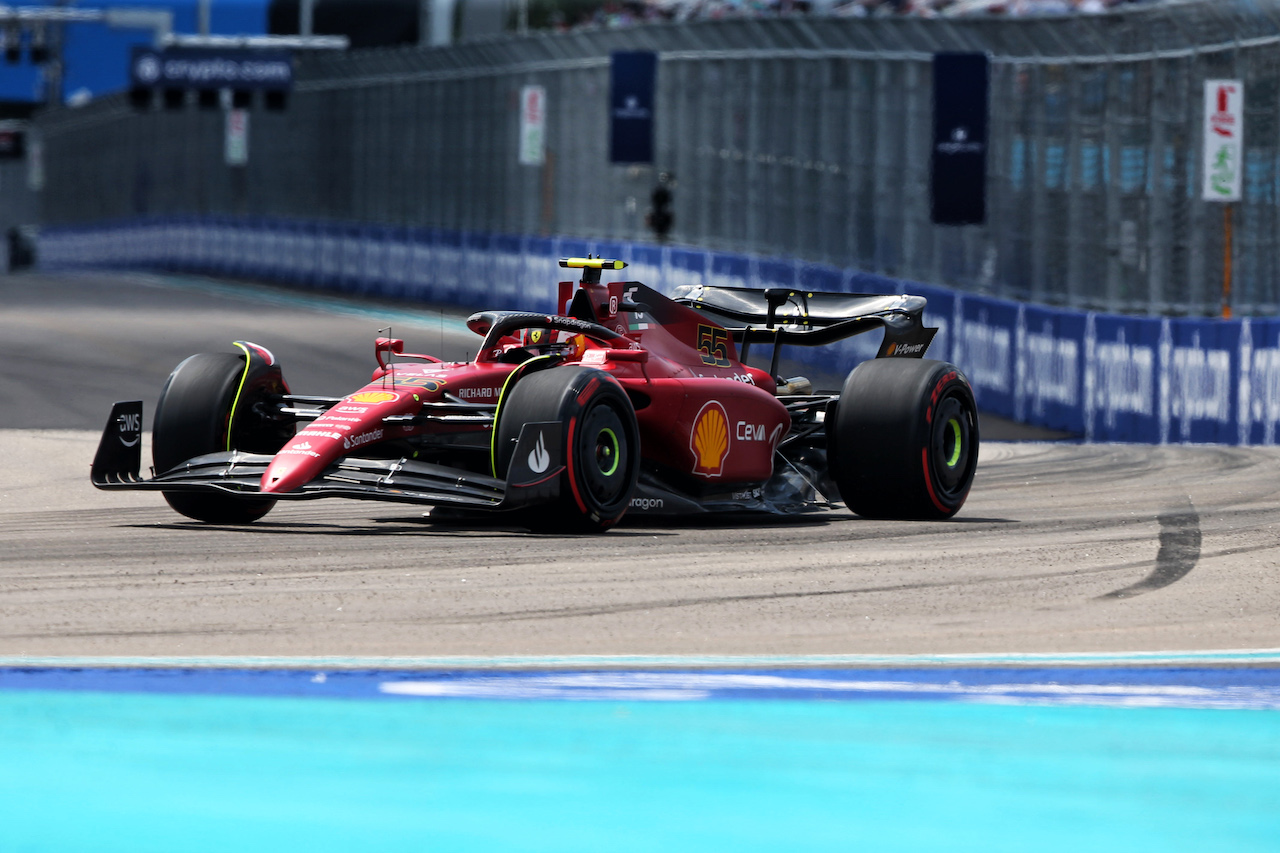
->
690 401 730 477
348 391 399 404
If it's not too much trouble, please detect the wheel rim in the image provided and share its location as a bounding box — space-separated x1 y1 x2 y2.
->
931 394 973 497
595 427 620 477
578 401 630 508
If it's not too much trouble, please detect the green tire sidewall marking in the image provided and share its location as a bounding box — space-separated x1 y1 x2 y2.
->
597 427 620 477
227 342 255 452
946 418 962 468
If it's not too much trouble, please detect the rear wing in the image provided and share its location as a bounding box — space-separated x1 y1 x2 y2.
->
671 285 937 359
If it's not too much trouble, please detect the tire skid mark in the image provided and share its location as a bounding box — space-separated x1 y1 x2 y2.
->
420 560 1170 626
1100 498 1201 600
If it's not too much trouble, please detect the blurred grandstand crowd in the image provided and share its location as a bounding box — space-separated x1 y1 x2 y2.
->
565 0 1167 27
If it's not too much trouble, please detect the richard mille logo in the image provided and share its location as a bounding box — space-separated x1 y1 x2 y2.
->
528 432 550 474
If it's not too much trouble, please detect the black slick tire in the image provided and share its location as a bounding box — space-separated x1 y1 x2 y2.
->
494 366 640 533
152 352 291 524
829 358 978 520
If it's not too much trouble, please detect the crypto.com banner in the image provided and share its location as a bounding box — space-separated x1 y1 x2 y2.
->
130 47 293 91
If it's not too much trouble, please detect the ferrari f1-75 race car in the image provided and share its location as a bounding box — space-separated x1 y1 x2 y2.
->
92 258 979 532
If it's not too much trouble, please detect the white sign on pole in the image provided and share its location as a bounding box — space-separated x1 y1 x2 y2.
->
519 85 546 167
225 108 249 167
1203 79 1243 202
26 133 43 191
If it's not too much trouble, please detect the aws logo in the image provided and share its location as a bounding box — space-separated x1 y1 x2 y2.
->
347 391 399 404
117 411 142 447
690 401 729 477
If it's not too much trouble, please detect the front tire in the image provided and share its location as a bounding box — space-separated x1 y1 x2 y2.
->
494 366 640 533
153 352 292 524
829 359 978 520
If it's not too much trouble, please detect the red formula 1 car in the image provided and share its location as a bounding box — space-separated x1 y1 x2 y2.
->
92 258 979 532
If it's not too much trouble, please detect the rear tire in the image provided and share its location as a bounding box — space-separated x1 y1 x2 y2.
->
829 359 978 520
495 366 640 533
153 352 292 524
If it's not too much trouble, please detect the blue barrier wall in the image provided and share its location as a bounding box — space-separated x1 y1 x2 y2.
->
37 216 1280 446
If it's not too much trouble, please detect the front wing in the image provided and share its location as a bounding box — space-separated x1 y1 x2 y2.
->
91 401 563 512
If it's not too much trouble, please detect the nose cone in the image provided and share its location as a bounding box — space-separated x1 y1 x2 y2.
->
260 384 421 495
260 450 318 494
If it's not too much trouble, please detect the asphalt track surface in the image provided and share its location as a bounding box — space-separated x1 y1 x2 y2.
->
3 270 1280 657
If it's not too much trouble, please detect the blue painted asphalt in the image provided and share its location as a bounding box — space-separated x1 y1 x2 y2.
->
3 662 1279 852
5 665 1280 709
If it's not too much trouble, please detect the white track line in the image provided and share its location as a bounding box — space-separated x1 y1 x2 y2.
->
3 650 1280 669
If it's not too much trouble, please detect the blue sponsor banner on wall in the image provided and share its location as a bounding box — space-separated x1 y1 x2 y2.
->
402 227 434 302
610 51 657 165
1166 319 1239 444
626 244 662 271
434 229 463 304
520 236 559 313
709 251 749 290
1017 305 1086 435
291 220 318 287
317 224 342 289
667 247 706 291
1087 314 1161 442
363 224 393 295
42 215 1280 447
931 52 989 226
339 223 364 293
462 232 494 304
848 269 903 296
956 296 1017 417
491 233 524 303
592 241 628 267
627 243 665 294
1242 318 1280 445
382 225 412 298
756 257 796 290
556 238 591 264
799 263 842 293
